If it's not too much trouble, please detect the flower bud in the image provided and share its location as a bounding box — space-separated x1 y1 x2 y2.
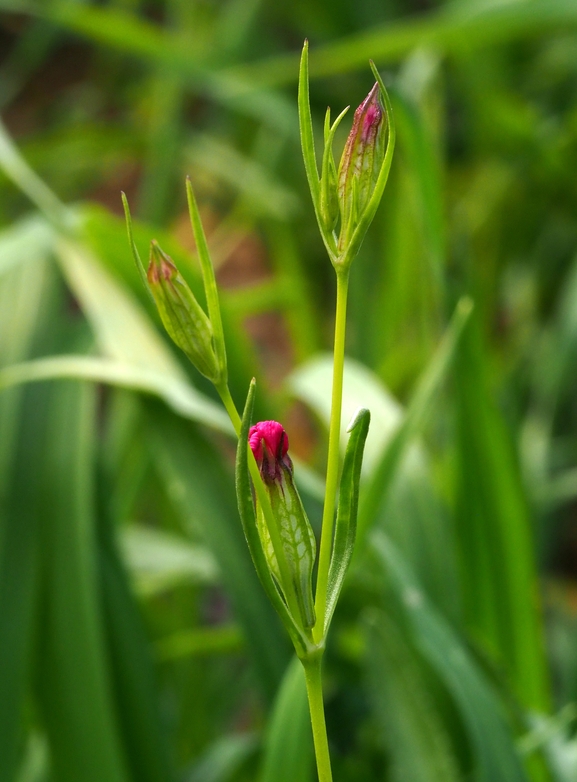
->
249 421 316 628
337 82 387 250
147 241 220 382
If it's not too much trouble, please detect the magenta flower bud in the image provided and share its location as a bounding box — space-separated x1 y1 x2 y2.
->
249 420 316 628
147 241 220 382
249 420 293 483
337 82 387 250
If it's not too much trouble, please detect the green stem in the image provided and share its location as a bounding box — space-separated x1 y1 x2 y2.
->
314 270 349 642
217 383 305 625
304 656 333 782
218 383 242 435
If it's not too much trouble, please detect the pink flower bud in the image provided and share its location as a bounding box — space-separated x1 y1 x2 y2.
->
337 82 387 250
249 420 292 484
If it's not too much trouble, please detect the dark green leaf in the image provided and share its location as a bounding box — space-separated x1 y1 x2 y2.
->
324 407 370 634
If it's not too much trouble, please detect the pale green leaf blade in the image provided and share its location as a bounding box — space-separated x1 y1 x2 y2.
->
120 525 219 596
0 355 231 434
371 531 529 782
366 611 461 782
260 656 313 782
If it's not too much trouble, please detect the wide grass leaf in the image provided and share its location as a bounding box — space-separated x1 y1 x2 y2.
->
454 317 550 713
260 657 313 782
36 380 130 782
371 531 529 782
366 611 461 782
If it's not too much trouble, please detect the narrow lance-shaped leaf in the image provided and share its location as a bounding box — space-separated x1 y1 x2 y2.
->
121 193 153 303
185 177 228 382
356 296 473 553
371 532 529 782
298 40 321 213
260 656 313 782
319 105 349 237
235 379 309 656
324 407 370 634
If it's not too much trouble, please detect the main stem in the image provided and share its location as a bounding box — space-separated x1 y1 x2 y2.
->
314 270 349 642
304 656 333 782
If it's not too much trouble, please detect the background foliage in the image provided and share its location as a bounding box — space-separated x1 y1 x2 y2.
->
1 0 577 780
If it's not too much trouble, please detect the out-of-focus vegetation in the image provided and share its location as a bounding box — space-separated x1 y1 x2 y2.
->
1 0 577 780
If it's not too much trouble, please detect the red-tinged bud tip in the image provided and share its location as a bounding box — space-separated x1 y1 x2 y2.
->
147 240 177 285
249 420 292 484
360 84 382 140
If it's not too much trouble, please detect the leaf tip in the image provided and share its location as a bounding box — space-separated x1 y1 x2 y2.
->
346 407 370 433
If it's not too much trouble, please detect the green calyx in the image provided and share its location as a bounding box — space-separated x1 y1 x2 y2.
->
255 461 317 630
146 240 220 382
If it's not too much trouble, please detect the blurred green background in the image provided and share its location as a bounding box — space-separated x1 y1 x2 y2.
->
1 1 577 780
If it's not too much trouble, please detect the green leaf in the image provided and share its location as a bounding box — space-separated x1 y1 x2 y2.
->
324 407 370 634
187 734 258 782
0 213 54 277
14 732 48 782
371 531 529 782
0 355 231 434
298 41 320 213
356 296 473 549
119 525 219 596
54 238 186 374
186 136 299 220
36 380 130 782
223 0 577 87
453 314 551 713
121 193 152 301
260 657 313 782
0 257 58 782
99 528 173 782
366 611 461 782
0 118 73 230
185 177 227 380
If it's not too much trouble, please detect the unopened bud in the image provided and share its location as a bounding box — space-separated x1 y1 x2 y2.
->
147 241 219 382
337 82 387 250
249 421 316 628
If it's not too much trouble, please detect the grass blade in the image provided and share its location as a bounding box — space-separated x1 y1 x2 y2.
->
366 611 460 782
260 656 313 782
36 380 130 782
371 531 529 782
